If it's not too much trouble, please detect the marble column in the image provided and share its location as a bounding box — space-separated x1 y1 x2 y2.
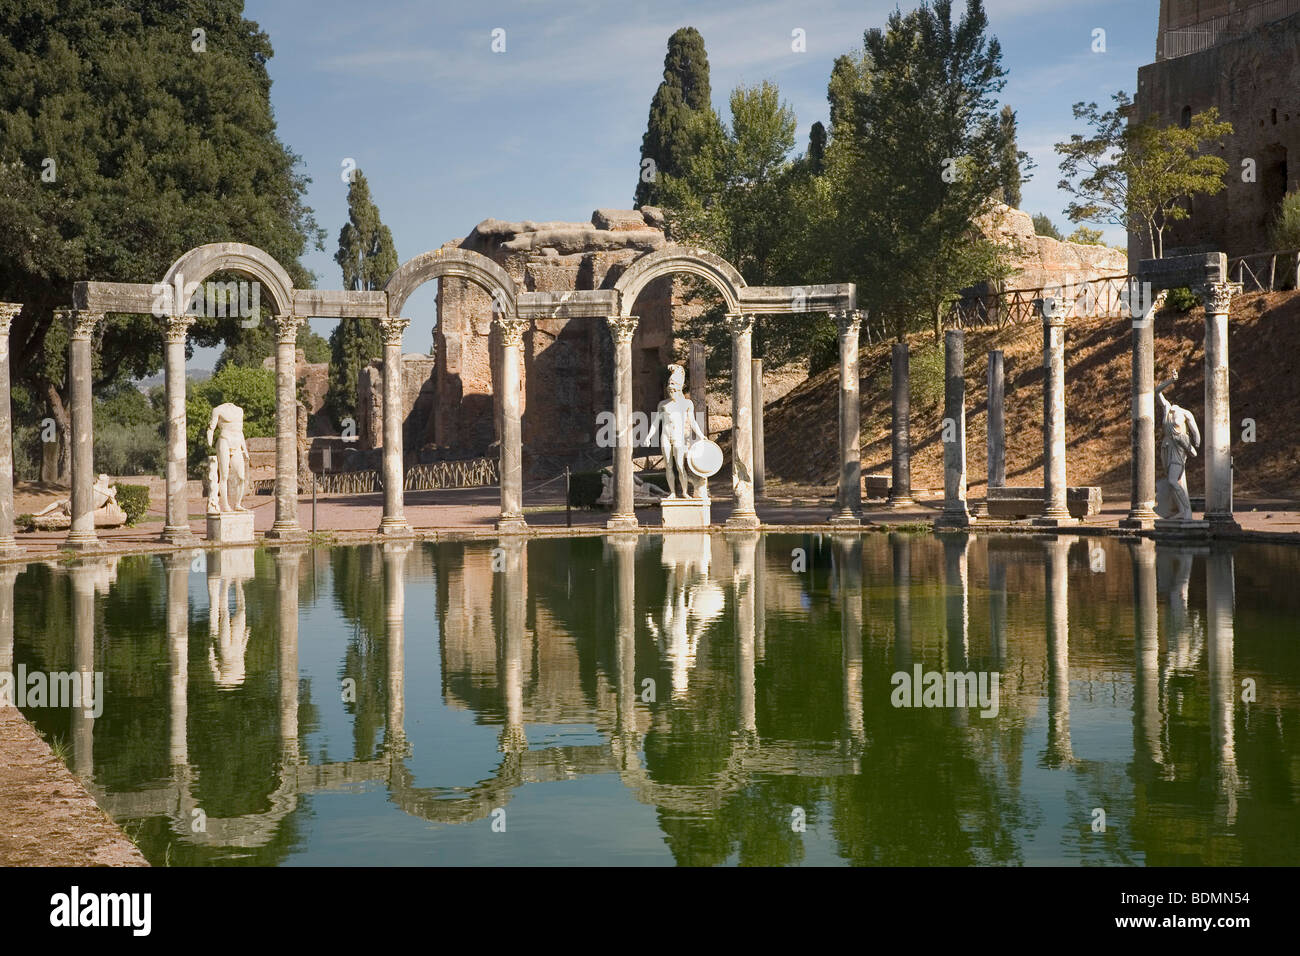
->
935 329 973 528
1043 536 1074 767
729 531 759 740
382 541 410 757
378 318 412 536
836 535 864 747
724 313 759 528
1120 291 1165 530
986 350 1005 490
751 358 765 499
831 310 862 524
689 340 707 437
60 310 105 551
274 546 303 761
494 315 529 534
605 316 638 531
1202 283 1240 527
265 313 306 541
888 343 914 507
1128 538 1164 770
164 553 190 768
1206 544 1239 822
498 537 527 752
0 305 22 555
1034 299 1075 526
162 314 197 544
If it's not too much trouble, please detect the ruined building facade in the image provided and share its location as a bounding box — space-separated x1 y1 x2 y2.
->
1131 0 1300 261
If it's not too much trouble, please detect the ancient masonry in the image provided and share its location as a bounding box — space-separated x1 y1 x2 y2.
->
359 208 700 479
1132 0 1300 259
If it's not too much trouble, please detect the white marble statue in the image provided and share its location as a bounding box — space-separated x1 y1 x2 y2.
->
1155 372 1201 520
205 455 221 515
656 364 707 499
206 402 251 512
34 474 119 517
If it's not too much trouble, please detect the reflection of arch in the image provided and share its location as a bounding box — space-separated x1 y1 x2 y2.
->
161 242 297 316
384 247 518 318
612 245 746 315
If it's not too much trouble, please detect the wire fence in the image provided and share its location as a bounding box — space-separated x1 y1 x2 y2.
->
253 456 500 496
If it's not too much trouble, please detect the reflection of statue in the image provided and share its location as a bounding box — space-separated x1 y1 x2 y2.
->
208 575 250 689
645 535 725 698
1155 373 1200 520
206 403 251 512
656 365 707 499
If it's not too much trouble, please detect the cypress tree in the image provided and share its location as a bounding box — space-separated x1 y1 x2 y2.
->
998 104 1023 208
327 171 398 428
635 27 716 208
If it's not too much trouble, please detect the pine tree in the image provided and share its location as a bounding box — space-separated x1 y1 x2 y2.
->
634 27 719 208
998 104 1026 208
326 171 398 428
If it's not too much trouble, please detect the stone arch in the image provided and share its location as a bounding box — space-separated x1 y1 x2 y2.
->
383 247 518 317
162 242 297 316
612 245 746 315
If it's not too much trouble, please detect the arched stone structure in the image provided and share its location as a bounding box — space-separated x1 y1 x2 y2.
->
161 242 297 316
383 247 526 532
611 245 746 317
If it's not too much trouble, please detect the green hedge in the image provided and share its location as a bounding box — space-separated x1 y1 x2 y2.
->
115 484 150 526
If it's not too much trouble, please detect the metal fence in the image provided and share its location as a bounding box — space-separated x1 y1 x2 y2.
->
1158 0 1300 59
1228 249 1300 293
253 456 500 496
948 272 1136 329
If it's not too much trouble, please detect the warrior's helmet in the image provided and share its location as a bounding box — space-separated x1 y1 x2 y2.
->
667 364 686 391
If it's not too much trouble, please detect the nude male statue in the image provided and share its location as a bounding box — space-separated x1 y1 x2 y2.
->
34 474 118 517
206 403 251 512
1156 372 1201 521
655 364 707 499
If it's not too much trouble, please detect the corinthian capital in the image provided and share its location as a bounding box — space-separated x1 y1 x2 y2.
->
272 313 304 344
493 315 529 347
835 309 864 336
1201 281 1241 315
0 303 21 337
605 315 639 345
57 309 104 340
379 317 410 347
164 313 196 344
723 312 755 338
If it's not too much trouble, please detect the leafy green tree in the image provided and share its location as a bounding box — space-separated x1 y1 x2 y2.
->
185 364 276 477
1268 191 1300 250
218 320 330 371
1055 92 1232 258
826 0 1015 341
634 27 723 208
0 0 323 476
326 171 397 428
1032 213 1065 240
1067 226 1106 245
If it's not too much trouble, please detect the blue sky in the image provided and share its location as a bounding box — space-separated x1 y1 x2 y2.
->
211 0 1156 366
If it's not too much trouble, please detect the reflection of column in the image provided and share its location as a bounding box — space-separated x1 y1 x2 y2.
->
611 536 638 749
605 316 639 531
724 313 759 528
888 344 914 507
266 314 306 541
936 330 972 528
836 535 864 747
988 546 1007 664
69 562 98 777
891 532 912 669
163 314 197 544
0 565 18 683
378 318 413 536
273 547 303 761
831 310 862 524
1120 292 1164 530
495 316 529 534
729 531 759 738
382 542 410 756
754 535 766 661
1043 536 1074 767
1034 299 1075 527
986 350 1005 490
498 538 527 752
1128 539 1163 769
1202 283 1240 527
60 310 105 551
0 304 24 555
942 533 971 728
164 553 190 768
1206 545 1238 823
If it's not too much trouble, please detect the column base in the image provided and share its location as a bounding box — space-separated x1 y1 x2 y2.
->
1206 512 1241 533
62 529 105 552
264 523 308 542
724 512 761 530
934 509 974 529
161 525 197 546
0 538 25 558
1119 509 1158 531
605 513 640 531
886 494 916 509
1153 517 1211 539
828 511 861 526
376 518 414 537
496 514 529 534
1031 511 1078 528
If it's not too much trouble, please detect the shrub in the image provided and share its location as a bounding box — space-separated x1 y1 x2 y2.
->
908 340 947 408
115 484 150 526
1163 286 1201 312
1269 190 1300 250
567 470 606 509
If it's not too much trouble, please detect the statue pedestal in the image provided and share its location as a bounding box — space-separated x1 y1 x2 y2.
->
207 511 255 544
660 495 711 528
1153 517 1210 539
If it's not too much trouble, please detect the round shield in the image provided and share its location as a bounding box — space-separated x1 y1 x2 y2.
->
686 439 723 479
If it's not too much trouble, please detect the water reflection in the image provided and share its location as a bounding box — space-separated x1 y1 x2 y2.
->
7 531 1299 866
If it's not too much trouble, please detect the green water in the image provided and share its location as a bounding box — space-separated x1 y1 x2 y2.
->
5 532 1299 866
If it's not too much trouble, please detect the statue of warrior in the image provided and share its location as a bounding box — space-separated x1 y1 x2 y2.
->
655 364 707 499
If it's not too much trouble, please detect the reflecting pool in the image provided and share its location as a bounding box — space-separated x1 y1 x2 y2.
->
4 532 1299 865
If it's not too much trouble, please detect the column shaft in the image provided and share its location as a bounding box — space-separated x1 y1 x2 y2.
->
0 305 22 554
1203 284 1237 524
690 340 707 437
936 329 972 527
61 310 104 550
751 357 765 498
495 316 528 533
266 314 305 541
163 316 196 543
888 343 914 507
1035 301 1075 526
831 311 862 523
379 318 412 535
606 316 638 530
725 313 759 528
986 350 1005 489
1122 303 1158 529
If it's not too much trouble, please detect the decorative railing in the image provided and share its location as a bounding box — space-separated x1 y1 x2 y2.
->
948 272 1136 329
